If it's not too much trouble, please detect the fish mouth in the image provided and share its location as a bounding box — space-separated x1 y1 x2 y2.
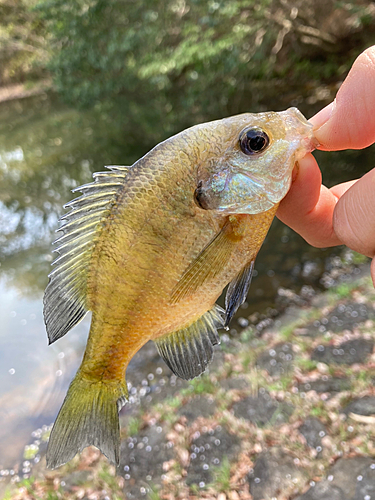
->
281 107 319 156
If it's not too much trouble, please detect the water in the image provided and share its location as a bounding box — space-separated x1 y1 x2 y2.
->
0 280 89 467
0 93 374 471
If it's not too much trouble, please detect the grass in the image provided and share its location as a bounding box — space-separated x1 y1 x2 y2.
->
280 320 305 341
296 358 318 371
310 404 330 419
335 283 353 299
327 278 367 301
185 376 217 396
210 456 231 493
189 483 203 495
240 327 256 343
98 464 121 492
351 252 369 265
266 371 294 393
3 477 62 500
127 416 142 436
148 484 163 500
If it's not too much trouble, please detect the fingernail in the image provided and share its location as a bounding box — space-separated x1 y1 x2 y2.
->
309 100 336 131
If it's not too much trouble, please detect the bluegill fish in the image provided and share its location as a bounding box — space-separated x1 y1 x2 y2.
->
44 108 315 468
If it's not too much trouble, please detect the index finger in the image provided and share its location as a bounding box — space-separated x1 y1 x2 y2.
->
311 46 375 151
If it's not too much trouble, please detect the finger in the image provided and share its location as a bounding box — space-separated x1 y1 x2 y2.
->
310 46 375 151
277 154 341 247
330 179 358 199
333 168 375 258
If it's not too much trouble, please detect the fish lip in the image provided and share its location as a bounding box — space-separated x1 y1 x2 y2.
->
308 131 321 150
281 107 319 156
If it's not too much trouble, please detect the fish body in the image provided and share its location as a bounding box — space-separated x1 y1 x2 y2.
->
44 108 315 468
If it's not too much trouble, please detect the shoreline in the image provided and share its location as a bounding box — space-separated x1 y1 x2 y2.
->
1 258 374 499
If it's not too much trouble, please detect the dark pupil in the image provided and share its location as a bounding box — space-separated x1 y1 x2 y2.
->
248 134 265 151
240 128 269 155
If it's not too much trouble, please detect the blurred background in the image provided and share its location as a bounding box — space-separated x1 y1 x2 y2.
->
1 1 375 499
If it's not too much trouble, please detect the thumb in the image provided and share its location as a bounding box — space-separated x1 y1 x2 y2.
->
311 46 375 151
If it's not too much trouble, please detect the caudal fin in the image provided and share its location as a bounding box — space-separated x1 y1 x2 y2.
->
46 373 127 469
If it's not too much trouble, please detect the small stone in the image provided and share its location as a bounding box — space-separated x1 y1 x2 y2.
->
304 302 375 337
256 342 294 376
177 396 217 423
249 447 306 499
295 457 375 500
61 470 92 491
298 418 327 450
294 481 345 500
119 427 173 496
342 396 375 416
317 362 330 374
232 391 294 427
186 427 240 486
221 377 248 391
311 338 373 365
298 377 351 394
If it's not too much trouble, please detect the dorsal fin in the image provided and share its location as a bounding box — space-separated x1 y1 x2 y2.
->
43 166 130 344
154 305 224 380
224 260 254 327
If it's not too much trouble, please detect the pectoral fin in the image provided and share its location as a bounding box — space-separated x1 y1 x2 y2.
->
171 220 240 304
154 305 224 380
224 260 254 327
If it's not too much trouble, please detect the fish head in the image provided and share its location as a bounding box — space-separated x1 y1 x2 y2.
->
195 107 316 214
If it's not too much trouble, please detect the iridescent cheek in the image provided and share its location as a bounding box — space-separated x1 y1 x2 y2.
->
211 170 227 193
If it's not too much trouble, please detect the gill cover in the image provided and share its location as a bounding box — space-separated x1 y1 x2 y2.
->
195 108 315 215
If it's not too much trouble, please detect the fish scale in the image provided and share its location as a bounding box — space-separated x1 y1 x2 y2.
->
43 108 315 468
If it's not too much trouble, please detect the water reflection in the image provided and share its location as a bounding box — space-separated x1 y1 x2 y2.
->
1 93 375 470
0 278 89 469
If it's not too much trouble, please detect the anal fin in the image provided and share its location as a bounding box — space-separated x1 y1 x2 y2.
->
154 305 224 380
225 260 254 327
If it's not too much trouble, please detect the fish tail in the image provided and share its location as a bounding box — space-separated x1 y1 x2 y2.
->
46 372 128 469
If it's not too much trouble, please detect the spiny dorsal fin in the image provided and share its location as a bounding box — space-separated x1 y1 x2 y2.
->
154 305 224 380
43 165 130 344
225 260 254 327
170 221 241 304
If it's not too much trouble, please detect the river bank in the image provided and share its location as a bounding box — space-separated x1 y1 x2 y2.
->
1 254 374 500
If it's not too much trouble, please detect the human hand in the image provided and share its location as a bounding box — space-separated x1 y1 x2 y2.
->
277 45 375 286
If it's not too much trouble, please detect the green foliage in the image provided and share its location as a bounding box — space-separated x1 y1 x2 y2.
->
351 251 369 265
210 456 231 492
148 485 163 500
28 0 375 140
189 374 217 395
297 358 318 371
98 463 121 492
127 416 141 436
0 0 48 84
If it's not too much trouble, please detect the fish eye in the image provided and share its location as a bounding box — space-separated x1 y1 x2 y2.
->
239 127 270 155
